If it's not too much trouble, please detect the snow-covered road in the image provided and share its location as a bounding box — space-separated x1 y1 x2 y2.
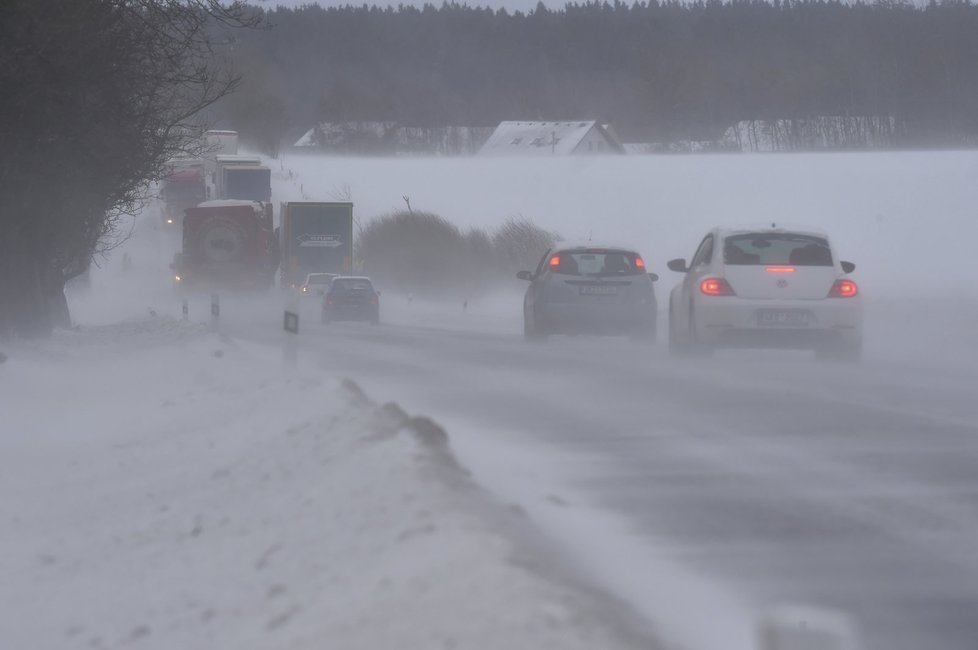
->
217 292 978 650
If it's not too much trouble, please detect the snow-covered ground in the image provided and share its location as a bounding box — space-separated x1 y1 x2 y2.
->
0 321 652 650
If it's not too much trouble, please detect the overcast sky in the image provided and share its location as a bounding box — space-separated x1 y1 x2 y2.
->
255 0 557 13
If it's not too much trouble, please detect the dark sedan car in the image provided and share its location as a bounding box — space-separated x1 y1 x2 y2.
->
517 245 658 341
321 276 380 325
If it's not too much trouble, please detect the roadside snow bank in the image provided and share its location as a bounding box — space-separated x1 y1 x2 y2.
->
0 320 653 650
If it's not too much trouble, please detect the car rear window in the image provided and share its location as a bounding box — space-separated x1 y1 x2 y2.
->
550 250 644 276
723 233 833 266
330 279 373 292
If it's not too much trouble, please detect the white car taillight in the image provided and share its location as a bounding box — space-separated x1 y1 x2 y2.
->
700 277 736 296
827 279 858 298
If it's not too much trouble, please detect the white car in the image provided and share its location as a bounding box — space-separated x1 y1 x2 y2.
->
300 272 339 296
666 226 862 360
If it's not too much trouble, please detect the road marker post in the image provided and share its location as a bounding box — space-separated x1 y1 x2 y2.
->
209 293 220 331
283 292 300 367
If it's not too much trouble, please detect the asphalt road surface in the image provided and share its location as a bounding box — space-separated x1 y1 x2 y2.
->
227 294 978 650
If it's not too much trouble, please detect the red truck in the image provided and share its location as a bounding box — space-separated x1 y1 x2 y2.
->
172 200 278 290
160 160 206 227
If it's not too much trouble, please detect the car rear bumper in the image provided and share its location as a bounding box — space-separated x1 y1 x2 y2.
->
538 303 657 335
694 297 861 347
324 303 379 322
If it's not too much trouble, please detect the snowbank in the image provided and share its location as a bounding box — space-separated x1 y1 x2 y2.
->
0 320 653 650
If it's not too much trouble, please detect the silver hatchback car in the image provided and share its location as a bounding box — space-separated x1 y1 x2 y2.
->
518 245 659 341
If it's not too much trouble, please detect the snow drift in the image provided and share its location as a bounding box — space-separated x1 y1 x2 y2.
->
0 320 653 650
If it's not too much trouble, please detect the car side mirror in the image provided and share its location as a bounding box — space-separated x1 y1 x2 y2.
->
667 258 688 273
648 272 659 282
516 270 533 281
840 261 856 274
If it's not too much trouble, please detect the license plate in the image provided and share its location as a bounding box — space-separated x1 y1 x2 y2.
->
579 285 617 296
756 309 811 327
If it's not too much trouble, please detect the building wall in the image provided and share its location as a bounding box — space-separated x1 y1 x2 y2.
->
571 127 616 154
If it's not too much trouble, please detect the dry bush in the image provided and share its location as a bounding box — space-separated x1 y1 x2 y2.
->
359 211 468 297
492 215 560 275
359 211 558 298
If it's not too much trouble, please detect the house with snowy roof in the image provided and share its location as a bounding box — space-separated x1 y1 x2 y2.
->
478 120 625 156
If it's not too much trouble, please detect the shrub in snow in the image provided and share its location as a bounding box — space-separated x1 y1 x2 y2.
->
492 215 559 276
359 210 558 298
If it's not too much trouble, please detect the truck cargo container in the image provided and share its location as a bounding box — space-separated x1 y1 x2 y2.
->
221 165 271 203
202 130 239 185
208 154 265 199
204 130 239 157
279 202 354 287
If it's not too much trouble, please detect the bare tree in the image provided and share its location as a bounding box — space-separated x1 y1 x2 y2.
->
0 0 260 338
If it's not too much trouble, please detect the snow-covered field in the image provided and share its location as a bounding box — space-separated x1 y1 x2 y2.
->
3 150 978 650
275 150 978 300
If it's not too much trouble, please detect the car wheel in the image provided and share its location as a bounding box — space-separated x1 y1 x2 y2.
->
683 304 713 358
523 307 547 342
669 304 696 357
668 309 688 357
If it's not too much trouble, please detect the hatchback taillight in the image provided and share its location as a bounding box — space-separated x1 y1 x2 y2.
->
828 279 859 298
700 277 736 296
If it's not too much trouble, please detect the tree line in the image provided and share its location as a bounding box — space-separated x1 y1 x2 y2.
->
220 0 978 152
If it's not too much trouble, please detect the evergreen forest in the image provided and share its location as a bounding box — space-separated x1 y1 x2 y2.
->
220 0 978 151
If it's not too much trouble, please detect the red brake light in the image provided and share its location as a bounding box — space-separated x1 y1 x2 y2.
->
700 277 736 296
828 279 858 298
766 266 795 273
549 255 561 268
635 256 646 270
